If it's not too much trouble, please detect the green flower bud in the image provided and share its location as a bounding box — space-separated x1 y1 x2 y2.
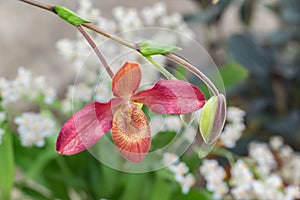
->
139 40 181 56
199 94 226 144
55 6 90 26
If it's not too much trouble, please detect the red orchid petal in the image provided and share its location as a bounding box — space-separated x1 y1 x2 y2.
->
131 79 205 114
112 103 151 163
56 100 119 154
112 61 141 98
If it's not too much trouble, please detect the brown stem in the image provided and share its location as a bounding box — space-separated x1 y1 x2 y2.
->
19 0 55 13
82 24 136 50
164 53 219 96
77 25 114 78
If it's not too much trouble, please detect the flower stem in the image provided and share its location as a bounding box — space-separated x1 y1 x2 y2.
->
19 0 55 13
82 23 136 50
19 0 220 95
164 53 219 96
145 56 175 80
76 25 114 78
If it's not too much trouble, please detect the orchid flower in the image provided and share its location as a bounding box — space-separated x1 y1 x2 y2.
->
56 62 206 163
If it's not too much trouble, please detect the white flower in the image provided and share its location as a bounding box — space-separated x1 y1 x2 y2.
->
169 162 189 181
220 107 246 148
200 160 227 192
249 142 277 175
284 185 300 200
279 145 294 159
281 155 300 186
0 67 57 106
230 159 253 186
162 152 179 166
226 106 246 123
14 113 56 147
269 136 284 151
213 183 229 199
178 173 195 194
231 185 252 200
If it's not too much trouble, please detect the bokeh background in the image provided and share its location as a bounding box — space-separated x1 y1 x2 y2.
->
0 0 299 199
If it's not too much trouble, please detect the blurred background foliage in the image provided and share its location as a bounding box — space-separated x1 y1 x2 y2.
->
187 0 300 152
1 0 300 199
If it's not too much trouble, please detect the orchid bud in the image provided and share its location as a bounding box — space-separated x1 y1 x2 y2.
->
139 40 181 56
199 94 226 144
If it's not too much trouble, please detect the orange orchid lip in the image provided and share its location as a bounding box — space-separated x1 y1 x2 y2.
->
56 61 206 163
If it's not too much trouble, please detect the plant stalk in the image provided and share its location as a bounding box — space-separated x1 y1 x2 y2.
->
77 25 114 78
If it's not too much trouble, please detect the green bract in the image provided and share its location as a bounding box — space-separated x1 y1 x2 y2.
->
54 6 90 26
139 40 181 56
199 94 226 144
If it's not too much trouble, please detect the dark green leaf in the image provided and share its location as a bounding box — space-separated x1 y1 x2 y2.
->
228 34 272 76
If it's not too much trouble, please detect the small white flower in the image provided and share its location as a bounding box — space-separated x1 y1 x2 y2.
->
200 159 227 192
178 173 195 194
230 159 253 186
284 185 300 200
226 106 246 123
0 67 57 106
269 136 284 151
220 107 245 148
213 183 229 199
14 113 56 147
162 152 179 166
279 145 294 159
231 185 252 200
169 162 189 178
249 142 277 175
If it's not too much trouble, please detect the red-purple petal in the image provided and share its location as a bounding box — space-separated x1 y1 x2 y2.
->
56 100 117 155
131 79 205 114
112 103 151 163
112 61 141 98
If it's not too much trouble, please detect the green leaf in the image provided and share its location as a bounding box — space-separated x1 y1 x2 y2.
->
54 6 90 26
199 94 226 144
150 175 172 200
139 40 181 56
0 125 14 200
219 62 249 89
172 188 214 200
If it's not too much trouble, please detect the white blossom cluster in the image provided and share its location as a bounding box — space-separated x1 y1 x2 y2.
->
199 138 300 200
220 106 246 148
14 112 56 147
199 159 228 199
162 153 196 194
249 141 277 176
0 67 56 107
0 111 6 144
